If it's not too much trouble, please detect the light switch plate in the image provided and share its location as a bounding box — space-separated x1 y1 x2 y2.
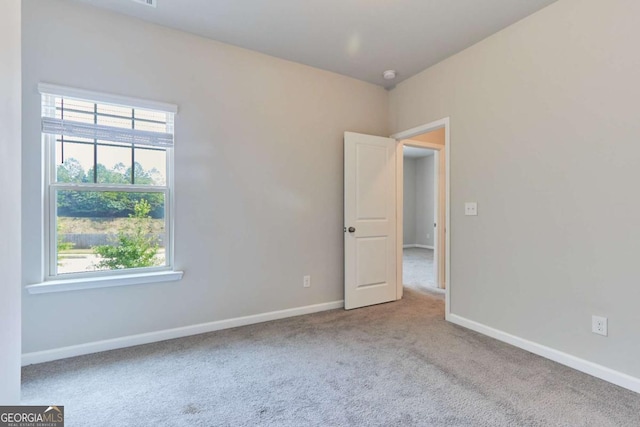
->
465 202 478 216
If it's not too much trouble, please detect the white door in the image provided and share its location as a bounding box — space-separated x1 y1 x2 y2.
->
344 132 397 310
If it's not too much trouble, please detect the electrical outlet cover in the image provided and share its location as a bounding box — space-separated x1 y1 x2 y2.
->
592 315 608 336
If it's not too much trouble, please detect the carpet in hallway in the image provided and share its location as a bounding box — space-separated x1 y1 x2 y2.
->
403 247 437 290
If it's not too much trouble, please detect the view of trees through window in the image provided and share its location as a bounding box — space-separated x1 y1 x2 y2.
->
55 157 166 275
43 92 173 277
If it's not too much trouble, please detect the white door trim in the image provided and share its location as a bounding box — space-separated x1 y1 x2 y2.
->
391 118 451 319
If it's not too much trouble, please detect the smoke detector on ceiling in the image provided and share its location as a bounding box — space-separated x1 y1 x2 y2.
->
131 0 156 7
382 70 397 80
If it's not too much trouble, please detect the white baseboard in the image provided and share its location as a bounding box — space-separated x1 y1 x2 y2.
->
447 313 640 394
415 244 434 250
403 244 434 249
22 300 344 366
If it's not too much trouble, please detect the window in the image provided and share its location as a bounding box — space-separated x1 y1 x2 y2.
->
40 84 177 281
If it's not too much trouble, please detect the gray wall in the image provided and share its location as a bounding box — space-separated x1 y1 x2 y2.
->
390 0 640 378
404 155 435 247
415 155 435 247
402 157 417 245
0 0 21 404
22 0 388 353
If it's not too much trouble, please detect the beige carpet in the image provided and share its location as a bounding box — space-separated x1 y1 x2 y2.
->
22 288 640 426
403 247 439 291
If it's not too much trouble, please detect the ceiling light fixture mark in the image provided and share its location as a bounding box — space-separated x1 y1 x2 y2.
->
346 33 361 56
382 70 397 80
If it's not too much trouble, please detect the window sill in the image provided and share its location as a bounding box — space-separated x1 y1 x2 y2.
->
26 270 184 294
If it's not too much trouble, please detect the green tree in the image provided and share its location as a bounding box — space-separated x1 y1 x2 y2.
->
93 199 160 269
125 162 154 185
88 163 130 184
57 159 165 218
57 158 86 183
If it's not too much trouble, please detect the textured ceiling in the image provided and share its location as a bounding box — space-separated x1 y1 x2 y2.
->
77 0 558 88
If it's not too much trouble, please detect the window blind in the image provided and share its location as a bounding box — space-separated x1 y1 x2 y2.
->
41 117 174 147
40 85 175 148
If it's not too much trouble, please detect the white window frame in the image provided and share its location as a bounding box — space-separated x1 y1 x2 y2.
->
27 84 183 294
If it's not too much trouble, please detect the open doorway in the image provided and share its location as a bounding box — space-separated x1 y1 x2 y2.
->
343 118 449 311
392 120 449 309
402 145 441 294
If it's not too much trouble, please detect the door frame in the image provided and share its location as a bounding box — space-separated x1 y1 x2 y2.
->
391 117 451 318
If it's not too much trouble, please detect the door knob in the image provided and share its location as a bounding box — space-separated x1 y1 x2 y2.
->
348 227 356 233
